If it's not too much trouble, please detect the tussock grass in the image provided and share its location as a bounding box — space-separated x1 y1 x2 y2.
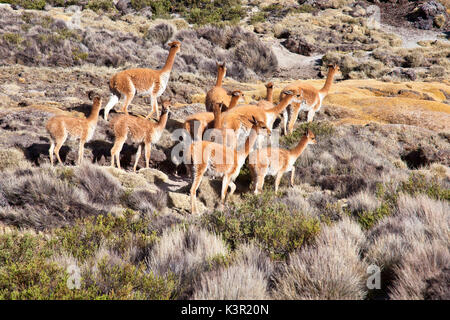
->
273 217 368 300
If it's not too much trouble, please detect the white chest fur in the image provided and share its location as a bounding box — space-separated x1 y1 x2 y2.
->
86 123 96 142
156 71 171 97
151 129 162 143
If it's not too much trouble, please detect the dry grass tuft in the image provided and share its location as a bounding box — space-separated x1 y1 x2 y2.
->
273 217 368 300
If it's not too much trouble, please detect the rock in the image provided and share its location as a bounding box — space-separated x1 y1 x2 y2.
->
138 7 153 19
434 14 446 29
281 35 316 56
139 168 169 184
197 178 222 209
116 0 133 14
65 5 82 13
402 69 417 81
168 191 206 213
408 1 448 30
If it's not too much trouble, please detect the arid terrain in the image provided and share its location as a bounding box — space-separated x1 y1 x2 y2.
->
0 0 449 300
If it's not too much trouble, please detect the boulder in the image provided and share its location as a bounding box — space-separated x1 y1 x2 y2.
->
139 167 169 184
116 0 133 14
281 35 316 56
168 191 207 213
408 1 448 30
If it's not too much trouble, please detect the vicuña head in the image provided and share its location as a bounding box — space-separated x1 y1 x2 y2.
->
168 41 181 53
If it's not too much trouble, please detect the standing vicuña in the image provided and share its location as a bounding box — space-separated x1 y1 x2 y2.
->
205 62 232 112
46 97 102 166
110 100 171 172
187 117 270 214
282 64 339 134
249 129 316 194
104 41 181 120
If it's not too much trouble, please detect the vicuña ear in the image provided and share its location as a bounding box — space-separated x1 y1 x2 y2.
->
284 90 292 95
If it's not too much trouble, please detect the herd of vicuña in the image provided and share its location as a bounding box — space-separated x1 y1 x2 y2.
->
45 41 340 214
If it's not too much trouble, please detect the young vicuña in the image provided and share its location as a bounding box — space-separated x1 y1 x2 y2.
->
249 129 316 194
187 117 270 214
46 97 102 166
110 100 171 172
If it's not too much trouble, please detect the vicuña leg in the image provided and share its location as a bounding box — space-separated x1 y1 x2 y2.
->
121 92 134 115
282 109 289 135
274 171 284 192
133 144 142 172
49 139 55 166
77 140 85 165
110 136 126 169
290 167 295 187
190 164 207 214
53 133 67 166
288 102 302 134
144 143 151 169
254 171 266 195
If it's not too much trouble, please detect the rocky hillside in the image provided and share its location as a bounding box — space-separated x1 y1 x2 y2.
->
0 1 449 300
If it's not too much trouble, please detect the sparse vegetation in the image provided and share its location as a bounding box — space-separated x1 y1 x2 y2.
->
0 0 449 301
202 191 321 259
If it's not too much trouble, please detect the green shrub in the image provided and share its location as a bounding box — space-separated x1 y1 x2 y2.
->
202 191 320 259
0 232 175 299
130 0 153 10
281 121 334 148
2 0 46 10
356 203 392 230
51 209 158 262
250 12 266 25
399 172 450 201
86 0 115 12
2 33 23 46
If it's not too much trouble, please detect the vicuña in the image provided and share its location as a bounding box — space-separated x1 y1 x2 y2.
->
282 64 339 134
46 97 102 166
104 41 181 120
249 129 316 194
110 100 171 172
187 117 270 214
257 82 274 110
205 62 232 112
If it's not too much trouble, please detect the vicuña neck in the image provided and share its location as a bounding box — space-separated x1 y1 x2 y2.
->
319 68 337 95
268 95 292 115
266 88 273 103
240 127 258 158
290 136 309 158
215 68 226 87
228 95 240 110
161 48 177 73
213 105 222 128
87 103 101 122
157 111 169 130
